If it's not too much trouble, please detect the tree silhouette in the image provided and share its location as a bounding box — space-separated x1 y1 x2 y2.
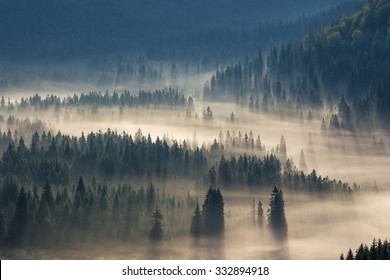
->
202 187 224 236
257 200 264 228
190 201 201 238
149 207 163 241
268 187 287 238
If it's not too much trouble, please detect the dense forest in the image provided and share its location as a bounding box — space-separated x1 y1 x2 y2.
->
0 0 348 60
204 0 390 129
0 0 389 260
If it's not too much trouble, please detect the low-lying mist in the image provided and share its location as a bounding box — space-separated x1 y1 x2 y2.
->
2 96 388 189
2 190 388 260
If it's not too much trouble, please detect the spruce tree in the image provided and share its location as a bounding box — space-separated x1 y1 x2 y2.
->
190 201 201 237
149 207 163 241
202 187 224 236
346 248 354 260
267 187 287 238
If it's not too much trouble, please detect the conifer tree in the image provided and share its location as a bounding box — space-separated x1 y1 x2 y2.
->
149 207 163 241
190 201 201 237
268 187 287 238
202 187 224 236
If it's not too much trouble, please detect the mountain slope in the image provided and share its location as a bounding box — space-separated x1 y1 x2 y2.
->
0 0 347 59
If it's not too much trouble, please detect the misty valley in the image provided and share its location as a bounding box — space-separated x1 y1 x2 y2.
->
0 0 390 260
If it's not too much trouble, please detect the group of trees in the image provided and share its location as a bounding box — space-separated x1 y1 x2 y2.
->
0 129 209 186
6 89 193 111
340 238 390 260
208 154 358 193
0 0 348 60
190 187 225 237
0 177 288 247
189 187 287 239
0 127 360 194
0 176 197 248
204 0 390 130
148 1 361 63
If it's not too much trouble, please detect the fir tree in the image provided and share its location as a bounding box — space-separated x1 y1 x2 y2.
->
202 187 224 236
257 201 264 228
190 201 201 237
268 187 288 238
149 207 163 241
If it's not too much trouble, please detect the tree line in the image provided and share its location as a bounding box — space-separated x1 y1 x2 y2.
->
0 176 198 248
340 238 390 260
203 0 390 130
0 128 360 194
4 89 193 111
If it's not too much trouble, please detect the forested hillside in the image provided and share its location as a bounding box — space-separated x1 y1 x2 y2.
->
0 0 348 59
205 0 390 129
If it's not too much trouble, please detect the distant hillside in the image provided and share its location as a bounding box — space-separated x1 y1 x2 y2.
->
205 0 390 128
0 0 347 60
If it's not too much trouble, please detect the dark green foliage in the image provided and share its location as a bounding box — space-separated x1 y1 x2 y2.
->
190 201 202 238
0 176 196 247
14 90 190 110
0 129 208 186
267 187 288 239
202 187 224 236
341 238 390 260
149 207 163 241
204 0 390 129
4 187 29 247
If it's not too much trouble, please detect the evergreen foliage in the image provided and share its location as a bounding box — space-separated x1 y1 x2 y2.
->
202 187 225 236
149 207 163 241
190 201 202 238
268 187 288 238
341 238 390 260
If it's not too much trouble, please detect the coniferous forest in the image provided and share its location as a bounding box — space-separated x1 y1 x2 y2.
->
0 0 390 260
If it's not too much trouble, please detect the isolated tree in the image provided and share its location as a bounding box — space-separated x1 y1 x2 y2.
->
202 187 224 236
149 207 163 241
268 187 287 238
190 201 201 237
